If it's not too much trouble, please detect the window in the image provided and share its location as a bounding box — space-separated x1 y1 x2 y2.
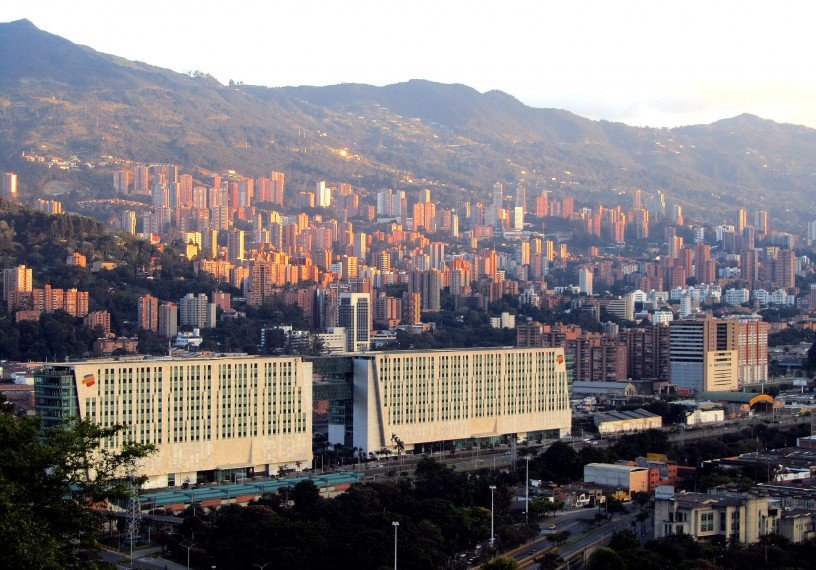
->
700 512 714 532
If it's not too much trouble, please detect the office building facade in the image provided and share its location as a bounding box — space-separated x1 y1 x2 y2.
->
35 356 313 489
351 347 571 454
338 292 371 352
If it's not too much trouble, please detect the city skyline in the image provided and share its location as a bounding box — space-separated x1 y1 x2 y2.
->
1 0 815 128
5 3 816 568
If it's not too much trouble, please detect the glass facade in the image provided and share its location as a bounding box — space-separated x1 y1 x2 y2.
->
34 369 77 429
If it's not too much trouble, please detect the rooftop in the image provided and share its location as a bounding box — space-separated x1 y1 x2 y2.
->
594 408 661 424
585 462 648 473
669 491 744 508
701 391 773 404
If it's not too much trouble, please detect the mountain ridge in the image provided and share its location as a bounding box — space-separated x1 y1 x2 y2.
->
1 19 814 223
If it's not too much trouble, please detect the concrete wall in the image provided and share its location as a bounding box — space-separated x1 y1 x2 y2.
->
583 463 649 493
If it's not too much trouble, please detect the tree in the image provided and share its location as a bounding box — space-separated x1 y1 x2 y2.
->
609 529 640 552
605 496 626 515
531 440 581 483
483 555 522 569
632 491 651 507
291 479 323 515
0 407 155 568
586 547 626 570
530 498 563 519
547 530 571 545
807 341 816 370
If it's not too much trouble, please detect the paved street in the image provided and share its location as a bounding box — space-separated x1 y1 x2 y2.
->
101 548 187 569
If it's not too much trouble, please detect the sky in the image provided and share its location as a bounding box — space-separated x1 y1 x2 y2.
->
2 0 815 128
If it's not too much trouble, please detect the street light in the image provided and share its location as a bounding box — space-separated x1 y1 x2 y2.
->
489 485 497 548
392 521 399 570
252 563 271 570
183 541 195 570
525 455 531 524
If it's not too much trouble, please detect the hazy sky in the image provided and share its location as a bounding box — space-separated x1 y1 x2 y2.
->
2 0 814 128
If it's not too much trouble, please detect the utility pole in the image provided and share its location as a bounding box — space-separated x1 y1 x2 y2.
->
392 521 399 570
525 455 531 524
489 485 497 548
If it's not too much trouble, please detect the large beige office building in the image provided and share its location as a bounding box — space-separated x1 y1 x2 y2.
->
36 348 572 490
352 347 571 454
36 356 313 489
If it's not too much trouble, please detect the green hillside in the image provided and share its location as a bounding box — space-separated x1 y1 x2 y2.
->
2 19 816 223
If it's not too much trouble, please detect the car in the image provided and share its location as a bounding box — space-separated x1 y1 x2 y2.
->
548 524 556 530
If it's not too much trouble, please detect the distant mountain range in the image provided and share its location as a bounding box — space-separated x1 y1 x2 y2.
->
2 18 816 224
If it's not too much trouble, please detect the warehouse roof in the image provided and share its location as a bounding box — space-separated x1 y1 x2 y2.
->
594 408 661 424
701 391 774 406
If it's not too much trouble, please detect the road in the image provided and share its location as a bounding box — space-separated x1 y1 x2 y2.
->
669 415 808 445
470 506 648 569
322 413 810 481
101 547 187 569
554 508 652 568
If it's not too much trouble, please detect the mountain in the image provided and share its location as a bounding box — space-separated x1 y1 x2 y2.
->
2 19 816 223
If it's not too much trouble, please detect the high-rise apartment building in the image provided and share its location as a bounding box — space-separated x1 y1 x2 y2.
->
353 232 367 261
632 188 643 211
137 294 160 333
694 243 715 284
3 264 33 303
428 242 446 271
270 171 285 206
2 172 19 202
620 325 670 381
408 269 441 312
376 189 393 216
113 170 132 192
737 208 748 234
316 181 331 208
515 183 527 213
772 249 796 289
724 317 769 385
671 204 684 226
158 302 178 338
134 166 150 194
808 221 816 243
121 210 137 235
227 229 245 263
179 293 216 329
84 310 111 336
492 182 503 211
534 192 549 218
401 291 422 325
579 266 593 295
373 292 402 328
754 210 769 235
